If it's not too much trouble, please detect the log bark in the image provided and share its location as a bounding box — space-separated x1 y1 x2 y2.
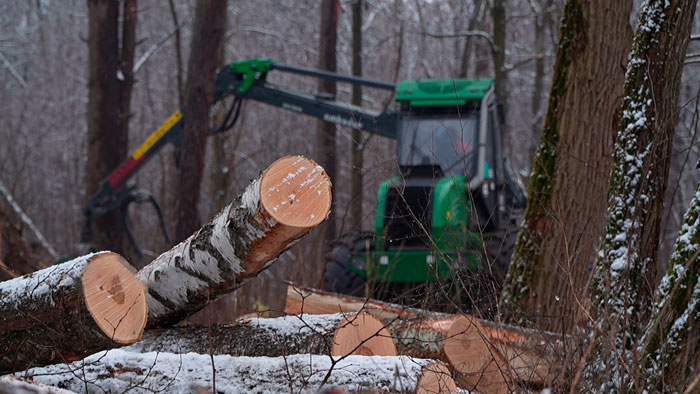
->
285 283 574 388
138 156 331 327
23 350 449 393
0 252 147 374
126 312 396 359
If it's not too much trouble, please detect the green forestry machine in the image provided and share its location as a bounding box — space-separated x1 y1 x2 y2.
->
83 58 525 302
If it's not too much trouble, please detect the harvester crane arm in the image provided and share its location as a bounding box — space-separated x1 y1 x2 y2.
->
81 59 398 255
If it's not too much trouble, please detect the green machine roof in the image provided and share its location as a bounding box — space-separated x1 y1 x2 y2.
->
395 78 493 107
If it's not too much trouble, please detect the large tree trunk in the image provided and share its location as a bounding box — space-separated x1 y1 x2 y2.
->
85 0 127 254
315 0 339 258
0 252 147 374
490 0 508 150
501 0 633 334
174 0 228 243
587 0 697 391
24 350 451 394
139 156 332 327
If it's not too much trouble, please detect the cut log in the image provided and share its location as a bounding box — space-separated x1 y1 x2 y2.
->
0 252 147 374
417 361 458 394
285 283 573 388
137 156 331 327
124 312 396 358
331 312 396 356
23 349 448 393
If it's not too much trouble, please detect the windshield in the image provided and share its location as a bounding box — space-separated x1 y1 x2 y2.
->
398 114 479 177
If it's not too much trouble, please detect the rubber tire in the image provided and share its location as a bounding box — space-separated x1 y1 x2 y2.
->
483 218 520 284
322 232 374 297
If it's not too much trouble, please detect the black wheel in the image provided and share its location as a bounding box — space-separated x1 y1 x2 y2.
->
322 232 374 297
483 216 520 284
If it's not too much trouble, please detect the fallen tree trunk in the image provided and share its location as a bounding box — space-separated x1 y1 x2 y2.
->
125 312 395 358
23 349 453 393
285 283 573 388
0 252 147 374
137 156 331 327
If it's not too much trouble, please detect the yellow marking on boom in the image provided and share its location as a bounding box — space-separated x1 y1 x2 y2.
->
132 110 183 159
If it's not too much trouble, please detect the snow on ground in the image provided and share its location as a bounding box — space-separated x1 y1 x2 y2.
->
16 349 433 393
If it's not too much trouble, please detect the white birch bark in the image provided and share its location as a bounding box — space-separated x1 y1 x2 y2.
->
137 156 331 327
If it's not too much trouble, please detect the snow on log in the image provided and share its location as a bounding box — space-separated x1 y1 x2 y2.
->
21 349 452 393
0 252 147 374
137 156 331 327
0 375 76 394
124 312 397 358
285 283 571 388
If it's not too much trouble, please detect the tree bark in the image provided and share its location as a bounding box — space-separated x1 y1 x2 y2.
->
175 0 228 243
140 156 332 327
0 252 147 374
350 0 363 232
641 179 700 391
24 350 445 394
85 0 127 254
315 0 339 251
501 0 633 334
588 0 697 390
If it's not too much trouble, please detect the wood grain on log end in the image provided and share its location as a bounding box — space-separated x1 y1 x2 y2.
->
417 361 458 394
82 252 147 344
444 315 511 394
244 155 332 274
332 312 397 356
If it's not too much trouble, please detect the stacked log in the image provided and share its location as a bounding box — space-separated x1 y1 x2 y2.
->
21 349 455 393
285 283 574 390
0 252 148 374
124 312 396 358
138 155 332 327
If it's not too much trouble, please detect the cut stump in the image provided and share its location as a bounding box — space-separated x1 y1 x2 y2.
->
0 252 147 374
137 155 331 327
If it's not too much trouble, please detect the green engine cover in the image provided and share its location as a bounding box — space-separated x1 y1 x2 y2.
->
395 79 493 107
349 176 481 283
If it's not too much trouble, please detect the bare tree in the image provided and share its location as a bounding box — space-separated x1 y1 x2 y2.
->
501 0 633 334
316 0 340 252
350 0 363 231
175 0 228 242
84 0 138 255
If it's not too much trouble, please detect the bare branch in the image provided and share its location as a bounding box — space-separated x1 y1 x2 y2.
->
410 29 496 54
133 25 182 74
0 179 58 260
0 50 27 88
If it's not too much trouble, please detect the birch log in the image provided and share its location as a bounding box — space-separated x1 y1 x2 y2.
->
0 252 147 374
23 350 453 393
124 312 396 357
285 283 571 388
137 156 331 327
